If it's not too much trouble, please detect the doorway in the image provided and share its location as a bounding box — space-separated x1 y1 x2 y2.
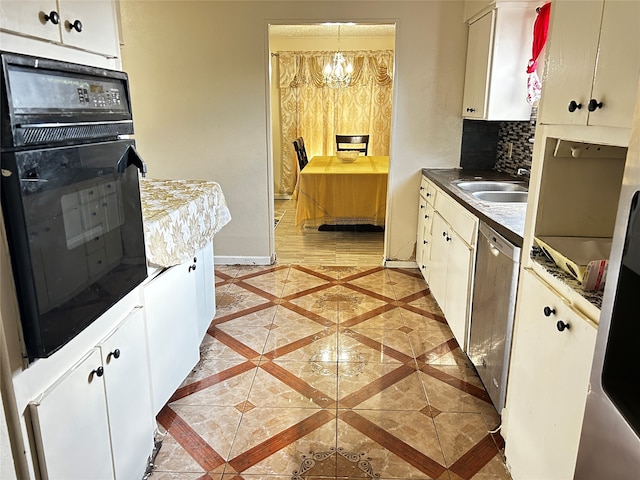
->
268 23 396 265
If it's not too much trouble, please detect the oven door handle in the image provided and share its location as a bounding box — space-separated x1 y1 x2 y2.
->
117 145 147 177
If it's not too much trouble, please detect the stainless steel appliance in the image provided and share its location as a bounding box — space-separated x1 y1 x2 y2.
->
468 222 521 411
574 108 640 476
0 51 148 360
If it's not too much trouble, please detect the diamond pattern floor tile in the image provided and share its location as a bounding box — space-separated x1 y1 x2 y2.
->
149 265 511 480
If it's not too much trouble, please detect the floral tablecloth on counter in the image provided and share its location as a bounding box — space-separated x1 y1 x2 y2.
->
139 178 231 267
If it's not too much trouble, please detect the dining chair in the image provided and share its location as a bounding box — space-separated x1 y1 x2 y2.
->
336 134 369 155
293 137 309 170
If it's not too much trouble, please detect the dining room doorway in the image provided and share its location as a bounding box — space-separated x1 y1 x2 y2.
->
268 23 396 265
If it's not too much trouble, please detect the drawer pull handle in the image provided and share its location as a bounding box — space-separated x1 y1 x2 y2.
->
43 10 59 24
426 193 432 197
556 321 570 332
588 99 603 112
543 306 556 317
108 349 121 361
568 100 582 112
68 19 83 32
91 366 104 378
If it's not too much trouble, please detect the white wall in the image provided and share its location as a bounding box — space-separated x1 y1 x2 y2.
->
119 1 468 264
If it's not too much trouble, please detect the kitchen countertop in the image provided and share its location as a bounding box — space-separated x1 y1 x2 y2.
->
422 168 527 247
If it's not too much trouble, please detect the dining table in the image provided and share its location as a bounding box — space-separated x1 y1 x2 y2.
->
295 155 389 227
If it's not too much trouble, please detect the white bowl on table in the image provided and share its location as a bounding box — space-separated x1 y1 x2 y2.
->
336 151 359 163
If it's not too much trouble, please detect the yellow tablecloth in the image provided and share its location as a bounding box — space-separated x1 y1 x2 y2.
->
139 178 231 267
295 156 389 227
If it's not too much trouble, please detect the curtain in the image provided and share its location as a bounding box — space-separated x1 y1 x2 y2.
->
278 50 394 194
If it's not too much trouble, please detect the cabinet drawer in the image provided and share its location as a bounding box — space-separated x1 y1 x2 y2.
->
435 192 478 245
419 176 437 205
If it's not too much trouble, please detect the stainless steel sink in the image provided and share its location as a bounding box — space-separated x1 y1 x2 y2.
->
456 181 528 193
472 191 528 203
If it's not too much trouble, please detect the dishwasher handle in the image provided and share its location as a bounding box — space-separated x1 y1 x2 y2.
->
479 222 520 262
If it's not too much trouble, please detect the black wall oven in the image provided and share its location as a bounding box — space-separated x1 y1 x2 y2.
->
1 52 148 361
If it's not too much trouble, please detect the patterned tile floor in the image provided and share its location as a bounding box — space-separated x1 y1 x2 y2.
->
150 265 512 479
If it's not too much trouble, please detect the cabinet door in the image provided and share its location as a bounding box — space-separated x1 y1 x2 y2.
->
429 213 449 307
464 0 493 22
538 1 603 125
505 269 597 480
462 10 493 118
0 1 60 42
194 243 216 341
144 261 199 414
443 230 473 351
588 0 640 128
57 0 119 57
99 307 154 480
30 349 114 480
417 197 433 280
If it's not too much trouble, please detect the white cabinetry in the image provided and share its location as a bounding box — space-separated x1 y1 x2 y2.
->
194 243 216 341
463 0 493 22
417 176 436 281
29 307 154 480
421 179 478 350
462 4 536 120
539 0 640 129
504 269 597 480
97 308 155 480
144 260 199 414
0 0 119 57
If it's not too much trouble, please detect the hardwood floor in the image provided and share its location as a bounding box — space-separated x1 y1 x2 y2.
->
274 198 385 266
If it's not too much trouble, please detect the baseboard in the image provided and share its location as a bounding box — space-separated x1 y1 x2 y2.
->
383 260 419 269
214 255 275 266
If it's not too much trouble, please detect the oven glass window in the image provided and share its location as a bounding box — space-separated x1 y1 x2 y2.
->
1 139 147 359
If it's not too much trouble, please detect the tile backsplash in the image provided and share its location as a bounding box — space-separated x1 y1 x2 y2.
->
460 106 537 176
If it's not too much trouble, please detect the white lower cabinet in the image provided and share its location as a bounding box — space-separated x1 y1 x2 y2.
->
416 176 478 350
416 177 436 281
29 307 154 480
429 212 476 350
504 269 597 479
194 242 216 341
419 178 478 351
98 308 155 479
144 257 200 414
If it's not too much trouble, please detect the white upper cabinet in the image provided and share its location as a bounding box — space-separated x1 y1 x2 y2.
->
462 4 536 120
0 1 60 43
463 0 494 22
0 0 119 57
539 0 640 129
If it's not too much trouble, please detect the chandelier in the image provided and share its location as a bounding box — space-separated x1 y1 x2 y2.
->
323 25 353 89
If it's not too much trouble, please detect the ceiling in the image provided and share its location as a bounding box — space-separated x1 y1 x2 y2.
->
269 24 395 39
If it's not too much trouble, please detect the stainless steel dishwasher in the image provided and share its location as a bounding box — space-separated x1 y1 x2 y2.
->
468 222 521 412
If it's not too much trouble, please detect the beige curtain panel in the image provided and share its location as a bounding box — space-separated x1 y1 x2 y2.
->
278 50 394 194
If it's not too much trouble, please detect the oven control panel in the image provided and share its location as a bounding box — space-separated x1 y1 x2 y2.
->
6 64 130 114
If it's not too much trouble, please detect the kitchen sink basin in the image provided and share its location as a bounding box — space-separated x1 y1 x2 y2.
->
456 181 528 192
472 191 529 203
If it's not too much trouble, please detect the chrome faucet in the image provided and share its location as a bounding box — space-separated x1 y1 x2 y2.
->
517 167 531 178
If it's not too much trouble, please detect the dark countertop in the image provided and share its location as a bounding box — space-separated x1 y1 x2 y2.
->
421 168 527 247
